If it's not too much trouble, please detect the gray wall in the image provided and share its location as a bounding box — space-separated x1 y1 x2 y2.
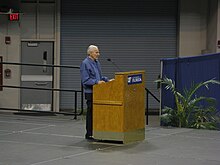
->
60 0 178 110
179 0 220 56
207 0 218 53
0 0 58 111
179 0 208 56
0 15 21 109
20 1 55 39
0 0 220 112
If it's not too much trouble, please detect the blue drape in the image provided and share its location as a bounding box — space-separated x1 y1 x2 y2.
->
161 53 220 122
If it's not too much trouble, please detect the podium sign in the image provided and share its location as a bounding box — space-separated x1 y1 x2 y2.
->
128 74 142 85
93 70 145 143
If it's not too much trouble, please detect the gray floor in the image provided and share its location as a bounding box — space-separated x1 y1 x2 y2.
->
0 111 220 165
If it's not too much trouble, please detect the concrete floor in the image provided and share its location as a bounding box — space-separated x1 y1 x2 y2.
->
0 111 219 165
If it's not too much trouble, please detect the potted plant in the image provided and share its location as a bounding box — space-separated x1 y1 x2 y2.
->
156 77 220 129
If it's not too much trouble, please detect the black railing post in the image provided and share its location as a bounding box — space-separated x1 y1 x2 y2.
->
81 84 84 115
74 92 77 119
145 87 160 125
146 90 149 125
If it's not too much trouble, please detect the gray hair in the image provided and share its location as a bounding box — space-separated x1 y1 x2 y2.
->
87 45 98 55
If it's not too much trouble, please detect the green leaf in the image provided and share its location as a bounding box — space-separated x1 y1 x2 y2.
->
155 77 220 129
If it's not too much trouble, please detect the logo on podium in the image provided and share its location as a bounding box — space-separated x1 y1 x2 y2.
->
128 74 142 85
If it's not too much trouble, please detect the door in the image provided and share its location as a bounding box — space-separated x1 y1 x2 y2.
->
21 41 53 111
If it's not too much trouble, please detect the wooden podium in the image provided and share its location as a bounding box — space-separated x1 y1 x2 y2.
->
93 70 145 143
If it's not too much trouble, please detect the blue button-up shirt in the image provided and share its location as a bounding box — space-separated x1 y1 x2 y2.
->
80 57 108 93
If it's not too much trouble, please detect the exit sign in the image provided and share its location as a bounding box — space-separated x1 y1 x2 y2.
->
9 13 19 21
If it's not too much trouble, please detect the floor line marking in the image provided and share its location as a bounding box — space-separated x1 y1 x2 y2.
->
0 125 55 135
0 140 85 149
0 120 51 126
29 146 116 165
146 129 194 140
18 125 56 132
0 132 15 136
0 114 81 122
22 131 84 139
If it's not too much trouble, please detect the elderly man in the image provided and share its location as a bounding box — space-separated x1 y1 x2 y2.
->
80 45 109 140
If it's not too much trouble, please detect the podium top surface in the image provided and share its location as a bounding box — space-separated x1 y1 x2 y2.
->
115 70 145 75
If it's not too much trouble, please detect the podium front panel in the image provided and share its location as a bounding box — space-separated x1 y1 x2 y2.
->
93 71 145 143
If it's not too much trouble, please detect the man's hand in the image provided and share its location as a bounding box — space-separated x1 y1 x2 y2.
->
98 80 105 84
109 79 115 82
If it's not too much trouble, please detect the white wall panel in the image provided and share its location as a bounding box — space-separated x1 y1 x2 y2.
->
179 0 209 56
207 0 218 53
21 3 37 39
20 1 55 39
39 3 55 39
0 16 21 109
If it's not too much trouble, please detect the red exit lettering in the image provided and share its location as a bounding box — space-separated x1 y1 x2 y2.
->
9 13 19 21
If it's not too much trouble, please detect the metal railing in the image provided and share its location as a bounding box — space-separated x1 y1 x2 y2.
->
145 88 160 125
0 61 161 124
0 61 83 119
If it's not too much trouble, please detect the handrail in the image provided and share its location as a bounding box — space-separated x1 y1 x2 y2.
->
1 61 80 68
0 61 83 119
1 61 161 123
0 85 81 92
145 87 160 125
145 88 160 103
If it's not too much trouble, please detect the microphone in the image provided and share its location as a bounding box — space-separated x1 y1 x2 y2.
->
106 58 122 72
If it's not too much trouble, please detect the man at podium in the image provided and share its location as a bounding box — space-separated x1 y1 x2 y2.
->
80 45 109 140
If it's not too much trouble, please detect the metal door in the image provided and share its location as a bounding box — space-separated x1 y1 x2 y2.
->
21 42 53 111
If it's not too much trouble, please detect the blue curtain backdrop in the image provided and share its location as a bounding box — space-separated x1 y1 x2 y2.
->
161 53 220 114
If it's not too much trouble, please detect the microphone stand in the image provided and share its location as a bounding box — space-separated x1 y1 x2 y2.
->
106 58 122 72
